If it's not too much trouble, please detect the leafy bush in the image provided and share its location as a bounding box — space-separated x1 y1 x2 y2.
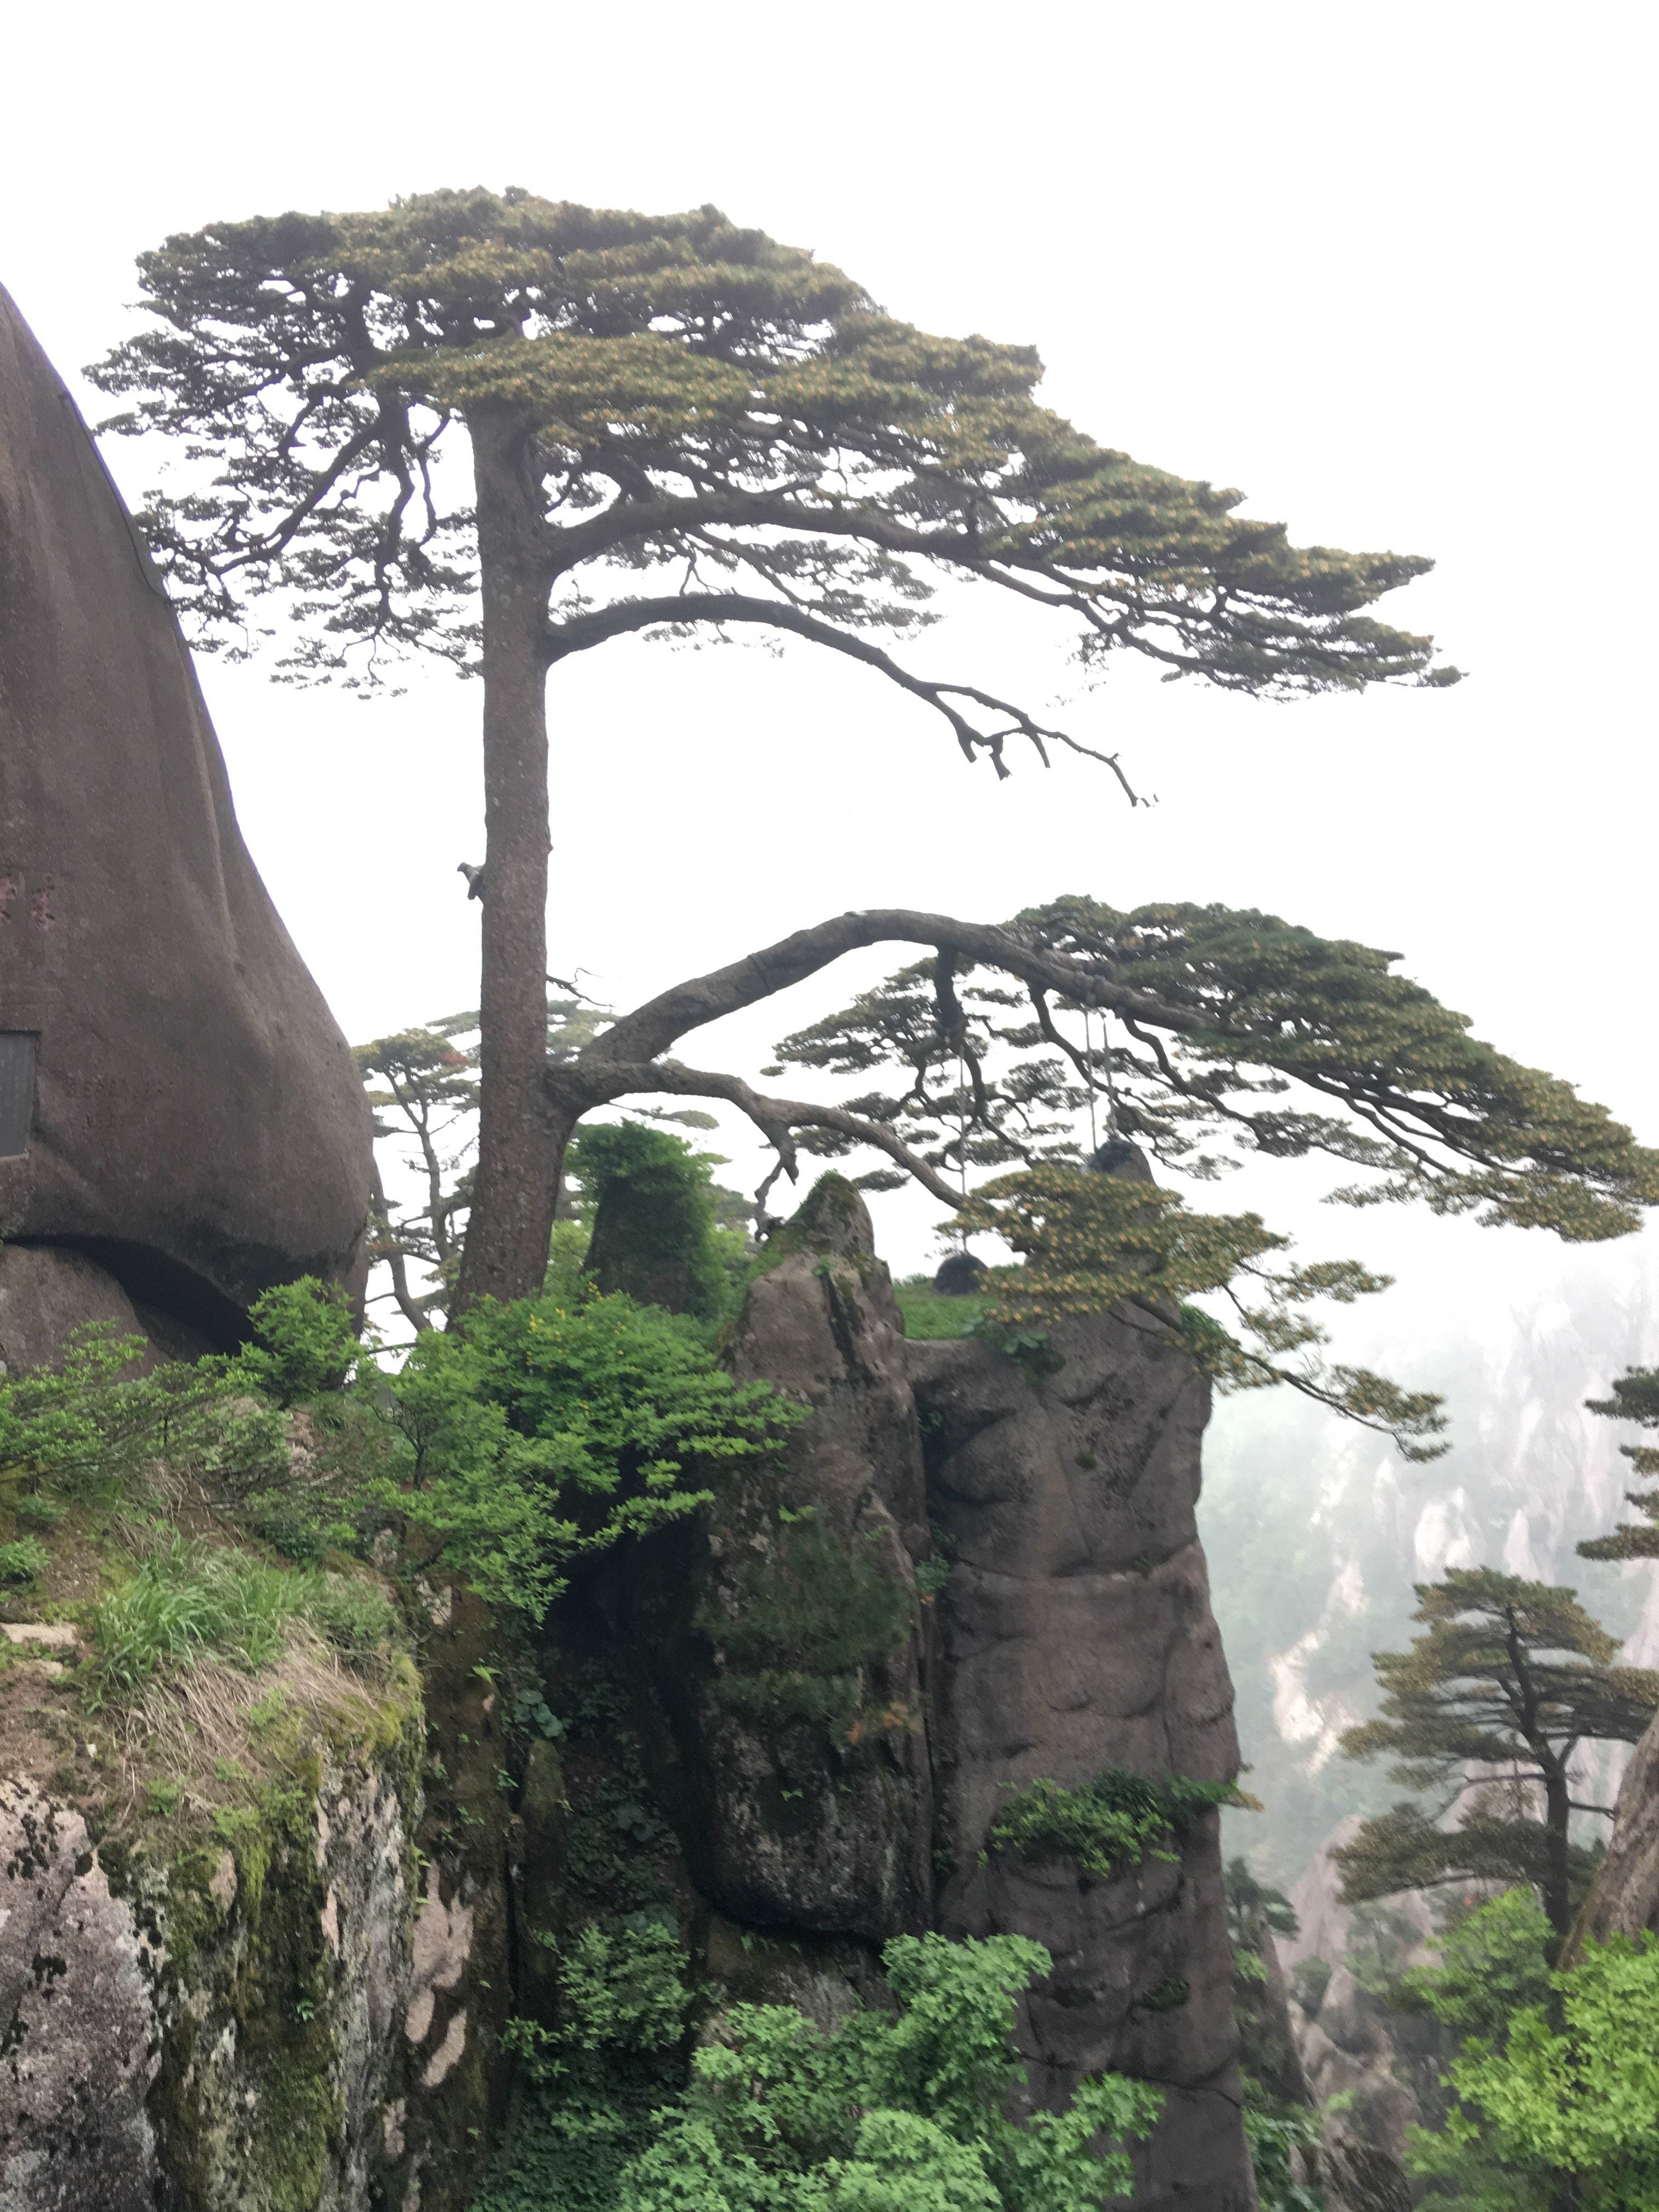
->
483 1931 1160 2212
571 1121 740 1323
1243 2092 1327 2211
985 1768 1242 1880
0 1322 230 1503
1399 1893 1651 2209
0 1534 48 1589
616 1932 1161 2209
1434 1933 1659 2207
385 1287 803 1618
234 1277 361 1405
509 1918 696 2080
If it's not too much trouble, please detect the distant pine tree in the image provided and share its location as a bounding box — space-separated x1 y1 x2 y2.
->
1578 1367 1659 1563
1337 1568 1659 1952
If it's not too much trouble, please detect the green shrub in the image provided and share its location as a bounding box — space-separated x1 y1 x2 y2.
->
571 1121 737 1323
386 1287 802 1619
235 1277 360 1406
985 1768 1242 1880
1410 1931 1659 2210
617 1932 1161 2209
482 1930 1160 2212
11 1492 64 1528
1243 2090 1326 2211
0 1534 48 1589
508 1918 695 2080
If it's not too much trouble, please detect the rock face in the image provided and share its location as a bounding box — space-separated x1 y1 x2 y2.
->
1277 1818 1450 2199
0 1784 157 2212
911 1308 1254 2210
0 1735 420 2212
0 286 373 1348
654 1177 935 1939
1572 1705 1659 1948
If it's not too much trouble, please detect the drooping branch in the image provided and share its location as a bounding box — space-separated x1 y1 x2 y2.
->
552 1056 963 1210
544 593 1142 792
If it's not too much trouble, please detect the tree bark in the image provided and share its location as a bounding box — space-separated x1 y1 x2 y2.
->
453 409 558 1314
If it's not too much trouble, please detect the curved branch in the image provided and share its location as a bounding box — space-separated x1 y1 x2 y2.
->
545 592 1142 793
555 1055 963 1208
584 907 1203 1070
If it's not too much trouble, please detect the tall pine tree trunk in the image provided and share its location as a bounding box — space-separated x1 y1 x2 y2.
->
1541 1758 1573 1959
454 408 558 1313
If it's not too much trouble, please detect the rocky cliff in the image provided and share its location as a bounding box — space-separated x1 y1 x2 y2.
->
2 1182 1257 2210
1571 1704 1659 1950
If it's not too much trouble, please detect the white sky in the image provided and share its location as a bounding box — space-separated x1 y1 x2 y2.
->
3 1 1655 1338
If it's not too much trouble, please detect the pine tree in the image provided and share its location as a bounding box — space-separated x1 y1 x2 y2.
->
1577 1368 1659 1564
88 191 1457 1306
1336 1569 1659 1951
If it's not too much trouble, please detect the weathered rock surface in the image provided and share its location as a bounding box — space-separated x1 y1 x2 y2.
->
1572 1703 1659 1949
1278 1818 1449 2201
910 1308 1253 2209
0 1737 420 2212
0 286 373 1347
0 1783 157 2212
657 1179 934 1938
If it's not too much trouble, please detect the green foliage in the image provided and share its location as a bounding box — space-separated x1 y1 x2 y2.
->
571 1121 737 1323
234 1278 360 1406
507 1917 696 2081
1224 1855 1300 1945
701 1506 915 1739
565 1770 680 1910
985 1768 1240 1880
0 1321 275 1504
775 897 1659 1457
614 1933 1161 2210
0 1534 48 1588
1579 1364 1659 1564
86 1537 396 1703
383 1286 803 1618
1397 1889 1553 2040
955 1165 1447 1456
1400 1924 1659 2209
93 193 1444 706
1338 1569 1659 1936
1430 1934 1659 2209
1242 2091 1326 2212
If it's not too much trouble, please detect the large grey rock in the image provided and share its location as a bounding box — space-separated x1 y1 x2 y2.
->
0 285 373 1347
1572 1705 1659 1949
674 1178 934 1938
909 1310 1252 2210
0 1784 158 2212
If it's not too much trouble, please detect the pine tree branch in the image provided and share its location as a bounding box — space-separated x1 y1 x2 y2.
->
543 594 1142 791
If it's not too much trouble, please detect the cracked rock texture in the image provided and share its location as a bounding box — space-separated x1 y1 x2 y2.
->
910 1307 1254 2210
0 284 372 1348
0 1782 157 2212
0 1739 421 2212
685 1183 935 1939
